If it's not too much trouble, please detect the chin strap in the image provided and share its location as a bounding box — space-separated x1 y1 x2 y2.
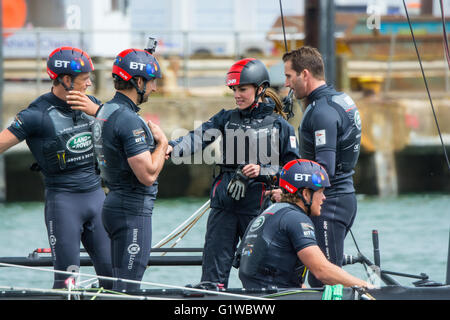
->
57 76 74 92
129 78 147 105
248 84 268 110
298 189 314 216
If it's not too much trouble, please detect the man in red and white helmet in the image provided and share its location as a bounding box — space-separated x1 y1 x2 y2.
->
237 159 372 290
0 46 113 289
77 48 167 291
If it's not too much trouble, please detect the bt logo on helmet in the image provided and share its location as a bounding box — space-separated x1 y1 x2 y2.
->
295 173 311 181
130 62 148 71
55 60 71 68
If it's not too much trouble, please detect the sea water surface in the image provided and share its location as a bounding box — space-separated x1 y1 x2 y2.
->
0 194 448 290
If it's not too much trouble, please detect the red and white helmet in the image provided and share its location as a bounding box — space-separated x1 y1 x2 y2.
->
226 58 270 88
47 46 94 80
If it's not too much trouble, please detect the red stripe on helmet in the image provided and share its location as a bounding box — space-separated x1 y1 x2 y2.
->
279 178 298 194
282 159 299 171
226 58 255 86
117 48 147 58
46 67 58 79
112 64 132 81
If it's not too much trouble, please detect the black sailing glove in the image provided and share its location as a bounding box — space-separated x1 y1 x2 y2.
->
227 168 249 201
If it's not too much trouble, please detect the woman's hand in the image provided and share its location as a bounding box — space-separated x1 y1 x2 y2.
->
241 164 260 178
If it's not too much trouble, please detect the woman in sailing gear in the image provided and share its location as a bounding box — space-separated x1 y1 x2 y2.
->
166 58 300 288
283 46 362 287
92 48 167 291
238 159 371 290
0 46 112 289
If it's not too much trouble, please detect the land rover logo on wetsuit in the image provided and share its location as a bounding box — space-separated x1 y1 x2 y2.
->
354 111 362 130
250 216 265 232
66 132 93 153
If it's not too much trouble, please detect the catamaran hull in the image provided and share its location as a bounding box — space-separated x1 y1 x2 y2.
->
0 285 449 300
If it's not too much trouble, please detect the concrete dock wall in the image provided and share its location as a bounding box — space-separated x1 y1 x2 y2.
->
2 93 449 202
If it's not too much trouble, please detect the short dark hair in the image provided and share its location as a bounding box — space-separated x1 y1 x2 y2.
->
52 74 74 87
113 76 142 90
282 46 325 80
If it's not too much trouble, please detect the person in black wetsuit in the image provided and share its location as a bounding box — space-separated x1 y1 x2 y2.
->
0 47 112 289
282 46 362 287
81 48 167 292
237 159 371 289
166 58 300 288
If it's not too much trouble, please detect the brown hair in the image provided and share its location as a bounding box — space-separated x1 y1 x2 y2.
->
263 87 287 120
280 190 303 205
52 74 73 87
113 76 146 90
282 46 325 80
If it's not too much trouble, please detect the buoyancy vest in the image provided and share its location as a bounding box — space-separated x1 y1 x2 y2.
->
221 110 279 167
93 103 156 192
42 105 95 174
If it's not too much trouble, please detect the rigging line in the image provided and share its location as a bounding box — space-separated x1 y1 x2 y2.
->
279 0 289 52
439 0 450 70
159 207 207 256
153 199 210 248
348 229 374 280
402 0 450 170
155 202 210 250
0 262 271 300
0 285 167 300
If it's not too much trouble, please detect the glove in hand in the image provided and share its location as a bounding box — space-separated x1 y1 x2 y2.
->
227 168 249 201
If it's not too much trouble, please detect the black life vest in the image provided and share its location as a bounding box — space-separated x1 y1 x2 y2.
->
93 103 155 190
221 110 279 167
41 104 95 174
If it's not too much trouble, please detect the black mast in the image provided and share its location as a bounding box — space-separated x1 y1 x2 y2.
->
446 230 450 285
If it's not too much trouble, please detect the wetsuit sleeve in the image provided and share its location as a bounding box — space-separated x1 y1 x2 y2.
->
114 111 150 158
281 211 317 252
7 105 42 140
310 106 340 178
87 95 102 105
169 109 227 157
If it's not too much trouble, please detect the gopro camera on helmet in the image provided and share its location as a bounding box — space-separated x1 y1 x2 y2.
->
145 37 158 54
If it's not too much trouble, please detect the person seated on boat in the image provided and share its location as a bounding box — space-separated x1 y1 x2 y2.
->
0 47 113 289
236 159 372 289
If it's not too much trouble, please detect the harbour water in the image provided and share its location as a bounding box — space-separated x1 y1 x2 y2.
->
0 193 448 291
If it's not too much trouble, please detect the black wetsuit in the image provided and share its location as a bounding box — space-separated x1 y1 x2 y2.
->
238 202 317 289
169 101 300 287
93 92 157 291
7 91 112 289
298 84 361 287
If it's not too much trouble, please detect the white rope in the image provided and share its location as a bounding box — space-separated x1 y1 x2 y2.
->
0 262 271 300
153 199 210 248
0 285 174 300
